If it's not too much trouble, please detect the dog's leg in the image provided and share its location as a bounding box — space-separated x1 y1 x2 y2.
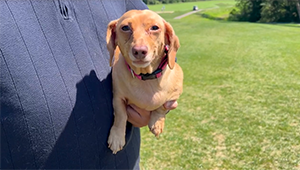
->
108 97 127 154
148 106 168 137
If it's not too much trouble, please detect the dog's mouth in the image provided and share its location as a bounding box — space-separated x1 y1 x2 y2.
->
132 60 151 68
129 52 153 68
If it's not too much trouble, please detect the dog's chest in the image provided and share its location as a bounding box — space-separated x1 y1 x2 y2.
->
125 80 167 111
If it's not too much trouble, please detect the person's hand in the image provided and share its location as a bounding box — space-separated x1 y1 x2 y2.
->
126 100 178 127
163 100 178 110
127 104 151 128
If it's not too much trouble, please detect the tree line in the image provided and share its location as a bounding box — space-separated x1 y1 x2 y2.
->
143 0 300 22
142 0 202 5
143 0 300 23
229 0 300 23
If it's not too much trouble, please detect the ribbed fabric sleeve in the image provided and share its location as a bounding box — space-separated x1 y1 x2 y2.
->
0 0 147 169
126 0 149 11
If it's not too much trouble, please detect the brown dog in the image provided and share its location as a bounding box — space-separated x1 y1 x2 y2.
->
106 10 183 154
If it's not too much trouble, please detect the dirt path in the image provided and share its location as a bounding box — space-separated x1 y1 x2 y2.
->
174 7 219 19
174 10 202 19
156 11 174 14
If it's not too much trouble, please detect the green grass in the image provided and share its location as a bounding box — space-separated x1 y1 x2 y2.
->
140 2 300 170
148 0 236 12
200 6 235 20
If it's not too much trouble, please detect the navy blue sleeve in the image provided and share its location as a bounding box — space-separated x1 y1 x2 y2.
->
126 0 148 11
1 0 146 169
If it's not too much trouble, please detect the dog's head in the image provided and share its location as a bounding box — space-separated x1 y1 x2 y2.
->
106 10 180 74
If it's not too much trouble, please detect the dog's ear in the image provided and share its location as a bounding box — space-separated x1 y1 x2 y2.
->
106 19 118 67
164 20 180 69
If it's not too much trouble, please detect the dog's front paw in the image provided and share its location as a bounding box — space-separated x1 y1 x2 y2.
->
148 117 165 137
108 126 125 154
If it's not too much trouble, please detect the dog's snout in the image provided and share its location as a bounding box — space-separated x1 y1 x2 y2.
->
132 45 148 59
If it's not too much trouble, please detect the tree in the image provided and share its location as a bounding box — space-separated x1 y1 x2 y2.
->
229 0 300 23
297 0 300 21
142 0 210 4
229 0 263 22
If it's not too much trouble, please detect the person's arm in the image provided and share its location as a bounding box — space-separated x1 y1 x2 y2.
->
126 0 148 11
127 100 178 127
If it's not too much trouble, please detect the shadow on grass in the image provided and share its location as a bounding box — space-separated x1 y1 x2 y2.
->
198 13 226 21
261 23 300 28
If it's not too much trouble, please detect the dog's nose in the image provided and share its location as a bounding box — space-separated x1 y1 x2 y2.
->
132 45 148 59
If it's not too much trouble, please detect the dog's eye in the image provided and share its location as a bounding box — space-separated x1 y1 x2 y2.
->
121 25 131 32
150 25 159 31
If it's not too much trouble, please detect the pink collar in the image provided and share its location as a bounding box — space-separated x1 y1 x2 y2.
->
126 45 169 81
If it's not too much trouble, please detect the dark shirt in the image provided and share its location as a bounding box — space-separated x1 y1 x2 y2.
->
0 0 147 169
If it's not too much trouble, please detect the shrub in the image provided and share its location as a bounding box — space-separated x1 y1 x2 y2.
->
229 0 300 23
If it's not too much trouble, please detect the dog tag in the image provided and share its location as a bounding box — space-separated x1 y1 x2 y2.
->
130 69 135 78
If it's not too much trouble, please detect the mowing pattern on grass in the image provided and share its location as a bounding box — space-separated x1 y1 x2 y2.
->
149 0 235 12
141 1 300 170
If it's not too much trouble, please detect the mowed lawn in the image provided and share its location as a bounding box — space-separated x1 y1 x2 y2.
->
140 1 300 170
148 0 235 12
